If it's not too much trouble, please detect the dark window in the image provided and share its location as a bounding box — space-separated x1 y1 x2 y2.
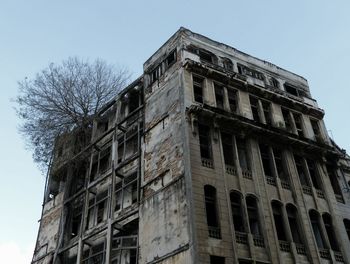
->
282 108 292 133
214 84 224 109
344 219 350 241
249 96 260 122
247 196 261 236
86 190 108 230
261 101 271 125
311 119 321 141
221 132 234 166
198 49 213 63
284 84 298 96
306 159 321 190
270 77 279 88
259 144 273 177
294 155 309 186
223 59 233 71
193 76 204 103
165 49 177 68
150 65 162 84
309 210 325 249
198 124 212 160
204 185 221 238
90 145 111 182
322 214 339 251
210 255 225 264
286 204 302 244
82 242 106 264
114 172 138 212
293 113 304 137
227 89 237 113
326 165 342 196
236 138 249 171
238 64 264 80
128 90 141 113
272 201 287 241
230 192 244 232
273 148 287 181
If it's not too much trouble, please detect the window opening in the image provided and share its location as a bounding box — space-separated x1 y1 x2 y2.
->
311 119 321 141
204 185 221 239
236 138 250 171
272 201 287 241
293 113 304 137
86 190 108 230
90 145 111 182
247 196 261 236
210 255 225 264
261 101 271 125
286 205 302 244
322 214 339 251
259 144 273 177
309 211 325 249
193 76 204 103
114 172 138 212
221 132 234 166
82 241 106 264
214 84 224 109
281 108 292 133
227 89 237 113
294 155 310 187
165 50 177 68
198 124 212 160
230 192 244 232
306 159 321 190
249 96 260 122
344 219 350 241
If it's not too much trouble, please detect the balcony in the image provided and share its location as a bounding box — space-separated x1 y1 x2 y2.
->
208 226 221 239
280 179 291 190
235 231 248 244
316 189 325 199
279 240 291 252
201 158 213 168
225 165 236 175
295 243 307 255
334 251 344 262
242 169 252 180
253 235 265 247
319 249 331 259
302 185 312 195
266 176 277 186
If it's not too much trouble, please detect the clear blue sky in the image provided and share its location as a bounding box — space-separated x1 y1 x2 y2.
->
1 1 349 263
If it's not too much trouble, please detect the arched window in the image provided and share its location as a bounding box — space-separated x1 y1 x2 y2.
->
344 219 350 240
230 191 244 232
286 204 302 244
309 210 325 249
204 185 221 238
322 213 339 251
247 196 261 236
271 201 287 241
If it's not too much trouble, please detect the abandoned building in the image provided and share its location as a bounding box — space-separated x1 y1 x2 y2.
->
32 28 350 264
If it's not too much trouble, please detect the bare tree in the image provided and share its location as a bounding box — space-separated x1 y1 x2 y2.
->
15 57 130 171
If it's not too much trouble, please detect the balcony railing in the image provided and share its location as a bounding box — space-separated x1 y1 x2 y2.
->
266 176 277 186
279 240 291 252
235 231 248 244
201 158 213 168
225 165 236 175
208 226 221 239
242 169 252 180
295 243 307 255
280 179 291 190
302 185 312 195
316 189 325 199
253 235 265 247
319 249 331 259
334 251 344 262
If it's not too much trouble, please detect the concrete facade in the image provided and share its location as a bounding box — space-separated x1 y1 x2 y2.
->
32 28 350 264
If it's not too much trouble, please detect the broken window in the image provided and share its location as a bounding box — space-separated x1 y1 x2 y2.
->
344 219 350 241
310 119 322 142
114 172 138 212
237 64 264 81
86 190 108 230
96 119 109 137
246 196 261 236
82 240 106 264
286 204 302 244
117 127 139 163
150 64 162 84
270 77 279 88
65 196 84 242
222 58 233 71
322 213 339 251
198 124 212 161
60 245 78 264
273 148 288 181
293 113 304 137
111 220 138 264
210 255 225 264
204 185 221 239
271 201 287 241
214 83 225 109
227 89 238 113
249 96 260 122
221 132 234 166
230 192 244 232
193 76 204 103
69 163 87 196
249 96 271 125
284 83 307 98
188 45 215 64
165 49 177 68
90 145 112 182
